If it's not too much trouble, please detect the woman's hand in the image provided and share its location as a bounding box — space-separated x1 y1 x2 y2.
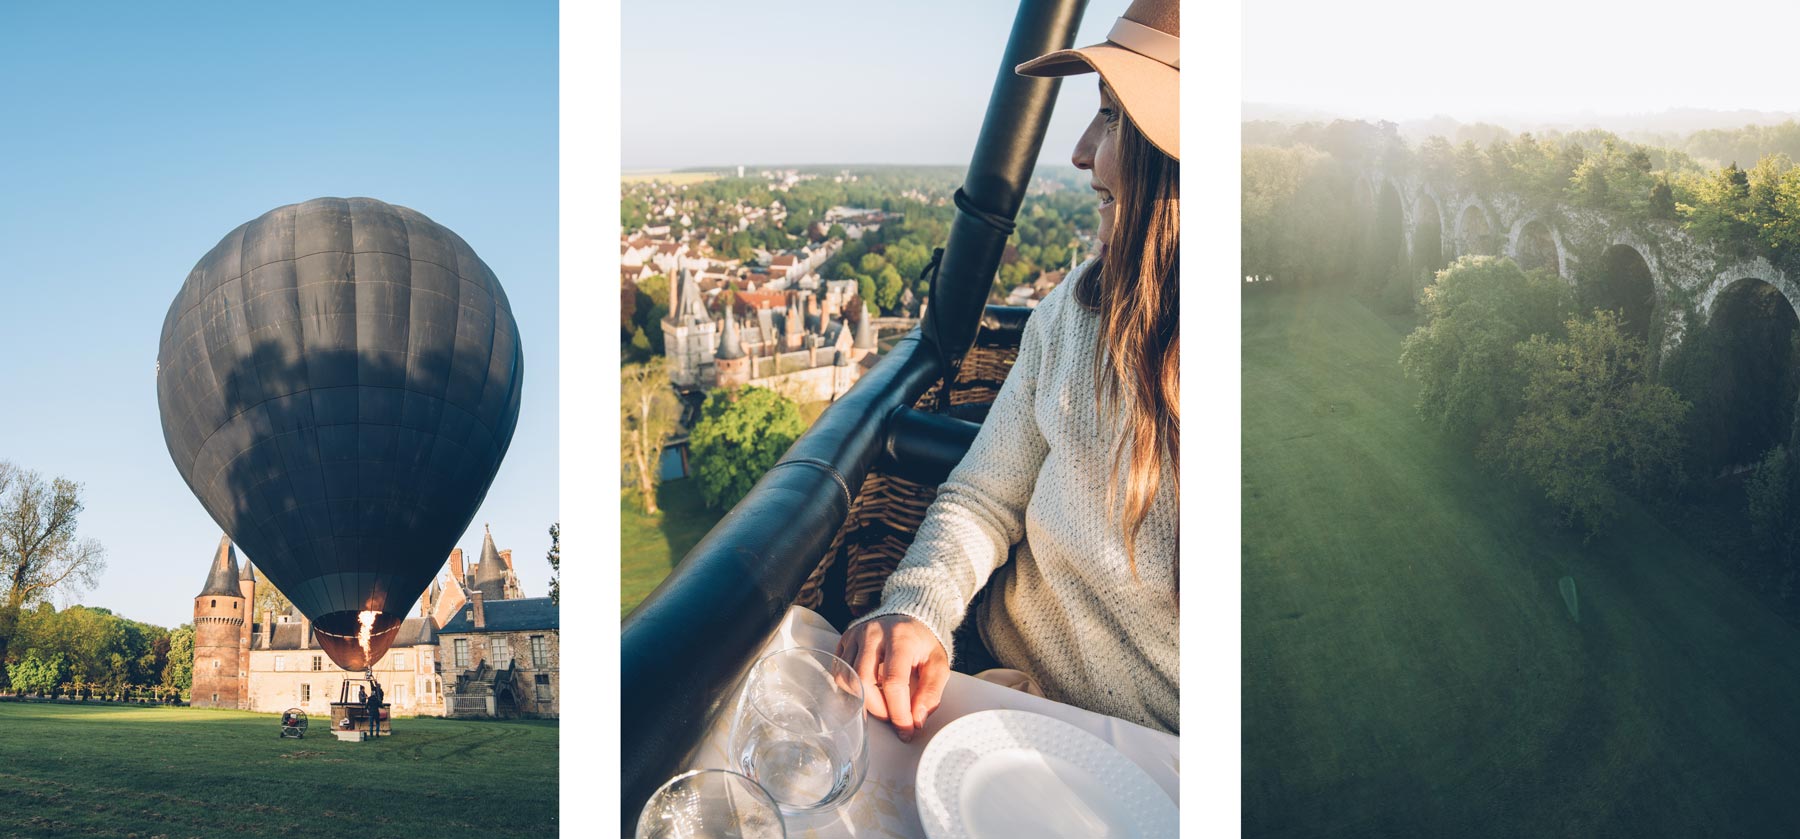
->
836 615 949 743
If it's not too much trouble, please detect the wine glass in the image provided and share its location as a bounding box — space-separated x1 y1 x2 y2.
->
635 769 785 839
728 647 869 814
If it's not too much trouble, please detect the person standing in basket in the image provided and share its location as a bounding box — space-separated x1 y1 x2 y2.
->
366 679 384 738
839 0 1180 739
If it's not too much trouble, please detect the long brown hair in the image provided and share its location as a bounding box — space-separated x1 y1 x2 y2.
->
1075 105 1179 583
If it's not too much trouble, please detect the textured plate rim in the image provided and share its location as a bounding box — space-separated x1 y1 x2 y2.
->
914 708 1177 839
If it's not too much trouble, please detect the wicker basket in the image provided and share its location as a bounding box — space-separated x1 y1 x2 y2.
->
796 341 1020 622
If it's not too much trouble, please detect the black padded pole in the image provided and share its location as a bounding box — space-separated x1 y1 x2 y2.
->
923 0 1090 382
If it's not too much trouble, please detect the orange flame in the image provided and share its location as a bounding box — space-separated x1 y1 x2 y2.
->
357 611 378 661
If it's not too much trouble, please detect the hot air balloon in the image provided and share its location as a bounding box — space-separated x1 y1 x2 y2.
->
157 197 523 671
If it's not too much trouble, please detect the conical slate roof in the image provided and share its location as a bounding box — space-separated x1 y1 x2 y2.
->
198 534 243 598
674 269 711 326
717 309 747 360
473 525 509 600
240 558 256 582
854 302 875 350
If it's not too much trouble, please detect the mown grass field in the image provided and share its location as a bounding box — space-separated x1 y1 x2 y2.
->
620 170 720 185
621 479 724 617
0 702 555 838
621 402 828 617
1243 287 1800 837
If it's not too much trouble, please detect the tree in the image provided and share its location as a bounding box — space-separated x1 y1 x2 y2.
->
622 358 681 515
858 276 878 311
690 387 805 511
7 652 65 696
1399 256 1572 447
1746 446 1793 555
1503 311 1689 535
0 462 106 688
252 568 292 619
163 625 193 700
876 265 905 313
546 522 560 606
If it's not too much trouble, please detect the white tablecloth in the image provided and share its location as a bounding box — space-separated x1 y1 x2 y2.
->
685 606 1180 838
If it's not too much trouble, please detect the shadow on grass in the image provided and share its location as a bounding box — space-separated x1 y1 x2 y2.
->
620 480 726 617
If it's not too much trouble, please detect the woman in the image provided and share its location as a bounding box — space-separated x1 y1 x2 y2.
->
838 0 1179 739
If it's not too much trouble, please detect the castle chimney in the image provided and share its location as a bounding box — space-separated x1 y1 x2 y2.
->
450 548 465 585
262 611 273 647
471 590 486 629
299 615 311 649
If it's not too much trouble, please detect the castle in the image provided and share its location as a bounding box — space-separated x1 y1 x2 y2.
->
661 268 880 401
190 527 559 718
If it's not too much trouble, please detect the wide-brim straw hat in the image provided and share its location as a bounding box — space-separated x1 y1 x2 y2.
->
1016 0 1179 161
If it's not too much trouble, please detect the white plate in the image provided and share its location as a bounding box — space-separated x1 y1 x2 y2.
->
915 709 1178 839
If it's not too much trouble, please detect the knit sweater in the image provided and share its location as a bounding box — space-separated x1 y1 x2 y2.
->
850 264 1179 734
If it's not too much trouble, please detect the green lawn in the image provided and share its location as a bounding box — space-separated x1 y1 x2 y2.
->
0 701 555 838
1243 287 1800 837
621 479 726 616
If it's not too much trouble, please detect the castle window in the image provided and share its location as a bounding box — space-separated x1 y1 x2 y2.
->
453 639 469 669
311 655 321 672
394 652 408 669
530 635 548 668
491 637 510 666
300 684 310 703
535 674 551 702
211 599 217 607
274 656 285 672
395 684 408 706
212 659 221 669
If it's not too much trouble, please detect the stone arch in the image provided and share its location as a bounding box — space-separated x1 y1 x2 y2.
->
1582 243 1657 343
1509 216 1564 277
1412 191 1447 278
1694 276 1800 470
1456 201 1500 256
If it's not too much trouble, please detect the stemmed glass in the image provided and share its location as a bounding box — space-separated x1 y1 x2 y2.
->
635 769 786 839
728 647 870 814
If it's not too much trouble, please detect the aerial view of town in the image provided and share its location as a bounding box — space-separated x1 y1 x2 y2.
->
619 165 1098 613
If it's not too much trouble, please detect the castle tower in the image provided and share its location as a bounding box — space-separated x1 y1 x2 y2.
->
716 309 750 389
237 559 255 704
192 535 247 709
661 268 717 388
854 300 876 357
783 291 804 351
472 525 510 602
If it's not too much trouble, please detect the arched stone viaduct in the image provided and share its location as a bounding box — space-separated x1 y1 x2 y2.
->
1350 167 1800 352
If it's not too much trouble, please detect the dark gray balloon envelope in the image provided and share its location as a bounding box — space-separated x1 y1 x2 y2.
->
157 197 523 670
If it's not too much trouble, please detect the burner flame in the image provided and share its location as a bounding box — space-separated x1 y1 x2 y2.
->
357 611 378 660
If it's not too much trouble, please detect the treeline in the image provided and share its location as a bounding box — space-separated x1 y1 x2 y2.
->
4 604 188 700
1245 118 1800 283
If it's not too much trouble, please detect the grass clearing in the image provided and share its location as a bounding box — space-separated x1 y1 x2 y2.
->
1242 286 1800 837
0 701 555 838
621 479 725 616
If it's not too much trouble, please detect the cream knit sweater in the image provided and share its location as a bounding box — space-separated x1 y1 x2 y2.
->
851 265 1179 734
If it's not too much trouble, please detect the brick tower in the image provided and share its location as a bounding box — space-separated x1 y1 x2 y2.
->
715 309 750 389
192 534 247 708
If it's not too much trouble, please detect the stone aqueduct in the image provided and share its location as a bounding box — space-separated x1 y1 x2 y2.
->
1353 167 1800 353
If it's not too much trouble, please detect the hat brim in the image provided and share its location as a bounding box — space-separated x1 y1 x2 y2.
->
1017 43 1179 161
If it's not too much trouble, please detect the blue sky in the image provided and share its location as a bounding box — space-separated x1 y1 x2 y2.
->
623 0 1116 169
0 1 558 629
